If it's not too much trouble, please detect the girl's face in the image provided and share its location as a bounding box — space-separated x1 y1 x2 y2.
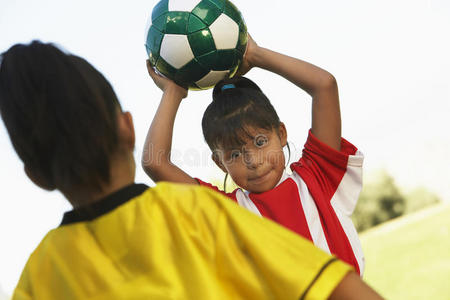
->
214 124 287 193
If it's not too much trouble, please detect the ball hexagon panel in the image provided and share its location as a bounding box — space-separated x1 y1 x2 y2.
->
215 49 240 70
144 12 154 41
165 12 190 34
145 27 164 66
151 13 168 33
175 59 210 87
208 0 225 10
191 0 222 25
223 0 242 25
195 70 229 89
188 29 216 57
155 57 178 79
187 14 208 34
160 34 195 69
168 0 202 12
209 13 239 50
152 0 169 21
196 49 239 71
237 20 248 55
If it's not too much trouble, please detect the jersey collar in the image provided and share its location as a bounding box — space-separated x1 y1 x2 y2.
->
60 183 148 226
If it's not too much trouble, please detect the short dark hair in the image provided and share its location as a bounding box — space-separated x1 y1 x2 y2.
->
0 40 122 192
202 76 281 151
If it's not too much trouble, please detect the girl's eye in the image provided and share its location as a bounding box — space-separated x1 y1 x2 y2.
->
255 135 268 147
231 150 241 159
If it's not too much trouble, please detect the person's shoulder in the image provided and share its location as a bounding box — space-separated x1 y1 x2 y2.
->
141 182 232 211
148 181 228 196
18 227 63 275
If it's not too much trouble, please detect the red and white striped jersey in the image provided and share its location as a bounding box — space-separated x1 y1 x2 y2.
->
197 130 365 275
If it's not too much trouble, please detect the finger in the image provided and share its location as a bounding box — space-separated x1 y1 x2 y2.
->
147 65 161 82
146 60 155 75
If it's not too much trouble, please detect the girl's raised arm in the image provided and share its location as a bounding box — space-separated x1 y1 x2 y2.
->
242 36 342 151
142 61 198 185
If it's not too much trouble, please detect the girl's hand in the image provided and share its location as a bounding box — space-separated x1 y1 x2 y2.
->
236 34 259 76
146 60 188 99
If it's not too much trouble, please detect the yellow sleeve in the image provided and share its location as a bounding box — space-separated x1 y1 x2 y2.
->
12 264 33 300
191 185 353 300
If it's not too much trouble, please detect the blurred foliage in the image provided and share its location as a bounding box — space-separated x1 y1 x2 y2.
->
352 170 441 232
210 175 239 193
404 187 441 214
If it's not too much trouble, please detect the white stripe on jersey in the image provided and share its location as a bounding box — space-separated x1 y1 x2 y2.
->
292 173 331 254
330 150 365 275
236 190 262 217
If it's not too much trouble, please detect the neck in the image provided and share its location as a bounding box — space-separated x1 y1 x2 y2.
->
64 152 136 209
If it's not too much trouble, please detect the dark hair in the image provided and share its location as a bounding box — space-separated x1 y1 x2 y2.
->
0 40 122 192
202 76 281 151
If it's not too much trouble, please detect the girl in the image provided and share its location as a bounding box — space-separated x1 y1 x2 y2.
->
144 35 365 275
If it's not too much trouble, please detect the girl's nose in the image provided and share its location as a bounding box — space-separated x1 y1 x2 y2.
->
244 151 263 169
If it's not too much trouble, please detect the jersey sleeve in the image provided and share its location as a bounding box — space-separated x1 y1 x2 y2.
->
12 289 32 300
291 130 364 215
182 185 353 300
12 262 33 300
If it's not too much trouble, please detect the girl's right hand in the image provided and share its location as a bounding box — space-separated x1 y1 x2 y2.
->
146 60 188 99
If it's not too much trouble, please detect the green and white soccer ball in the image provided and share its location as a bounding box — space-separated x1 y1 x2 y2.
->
145 0 248 90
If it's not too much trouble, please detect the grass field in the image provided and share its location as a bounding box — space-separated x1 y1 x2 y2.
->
360 203 450 299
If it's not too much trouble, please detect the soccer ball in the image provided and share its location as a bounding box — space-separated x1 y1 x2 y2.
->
145 0 248 90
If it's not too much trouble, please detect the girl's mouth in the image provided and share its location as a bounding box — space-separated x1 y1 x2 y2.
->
248 170 272 184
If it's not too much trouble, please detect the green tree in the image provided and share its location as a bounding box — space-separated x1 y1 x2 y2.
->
404 187 441 214
352 171 406 232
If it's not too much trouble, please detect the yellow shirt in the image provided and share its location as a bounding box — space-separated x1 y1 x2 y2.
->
13 182 352 300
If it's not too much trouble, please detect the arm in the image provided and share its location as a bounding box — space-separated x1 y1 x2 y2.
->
241 36 342 150
142 61 197 184
329 272 384 300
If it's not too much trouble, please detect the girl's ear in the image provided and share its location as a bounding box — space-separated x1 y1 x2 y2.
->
118 111 135 150
278 122 288 147
211 152 228 173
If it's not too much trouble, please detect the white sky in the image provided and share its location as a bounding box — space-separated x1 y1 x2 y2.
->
0 0 449 295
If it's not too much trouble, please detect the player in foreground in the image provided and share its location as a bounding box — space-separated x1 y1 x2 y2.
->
144 35 365 275
0 41 382 299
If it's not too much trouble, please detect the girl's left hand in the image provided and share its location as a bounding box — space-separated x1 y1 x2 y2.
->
146 60 188 99
236 34 259 76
